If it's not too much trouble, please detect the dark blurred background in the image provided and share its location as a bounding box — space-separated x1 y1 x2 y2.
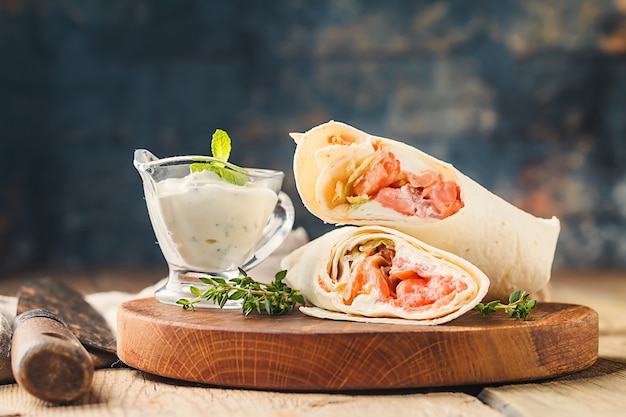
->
1 0 626 273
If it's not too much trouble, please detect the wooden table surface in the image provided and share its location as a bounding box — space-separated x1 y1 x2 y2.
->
0 267 624 417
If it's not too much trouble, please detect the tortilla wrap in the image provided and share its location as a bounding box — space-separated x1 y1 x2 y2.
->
291 121 560 300
280 225 489 325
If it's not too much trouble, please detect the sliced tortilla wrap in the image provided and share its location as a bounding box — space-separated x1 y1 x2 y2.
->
291 121 560 300
280 225 489 325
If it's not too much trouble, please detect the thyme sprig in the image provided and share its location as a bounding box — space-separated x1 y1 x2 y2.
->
177 268 305 316
476 290 537 320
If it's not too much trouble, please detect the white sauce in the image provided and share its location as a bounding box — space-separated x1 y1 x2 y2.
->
147 170 278 271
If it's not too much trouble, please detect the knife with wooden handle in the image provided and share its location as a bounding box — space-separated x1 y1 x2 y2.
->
10 277 118 403
11 309 94 403
0 309 12 383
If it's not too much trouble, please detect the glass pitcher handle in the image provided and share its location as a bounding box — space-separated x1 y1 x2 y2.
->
242 191 295 271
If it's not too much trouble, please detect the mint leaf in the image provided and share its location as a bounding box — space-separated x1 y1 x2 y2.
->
188 129 247 186
190 162 211 173
211 129 232 161
217 167 247 186
189 161 247 186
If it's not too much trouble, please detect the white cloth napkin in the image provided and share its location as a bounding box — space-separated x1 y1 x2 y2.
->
0 227 309 337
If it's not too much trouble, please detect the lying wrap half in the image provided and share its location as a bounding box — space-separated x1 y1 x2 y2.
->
291 121 560 300
280 225 489 325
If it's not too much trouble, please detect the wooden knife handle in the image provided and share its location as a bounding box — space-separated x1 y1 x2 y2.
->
11 309 95 404
0 312 12 383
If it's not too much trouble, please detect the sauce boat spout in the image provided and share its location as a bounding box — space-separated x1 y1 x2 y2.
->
133 149 162 192
133 149 160 169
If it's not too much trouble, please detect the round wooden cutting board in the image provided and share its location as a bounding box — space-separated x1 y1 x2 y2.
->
116 298 598 391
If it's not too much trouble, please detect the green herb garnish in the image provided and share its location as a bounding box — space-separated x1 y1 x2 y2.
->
177 268 305 316
189 129 247 186
210 128 231 161
476 290 537 320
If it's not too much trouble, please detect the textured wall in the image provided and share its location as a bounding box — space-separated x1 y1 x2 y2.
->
1 0 626 271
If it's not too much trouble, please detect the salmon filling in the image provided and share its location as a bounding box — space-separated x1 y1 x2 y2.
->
347 149 464 219
342 243 468 312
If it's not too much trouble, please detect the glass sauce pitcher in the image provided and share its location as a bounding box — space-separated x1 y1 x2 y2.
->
134 149 295 308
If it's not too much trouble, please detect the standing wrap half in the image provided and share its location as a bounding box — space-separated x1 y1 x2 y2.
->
280 225 489 325
291 121 560 301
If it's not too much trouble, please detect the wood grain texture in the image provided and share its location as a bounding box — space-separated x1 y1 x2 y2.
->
479 358 626 417
117 298 599 391
11 315 95 403
17 277 117 354
478 270 626 417
0 368 505 417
